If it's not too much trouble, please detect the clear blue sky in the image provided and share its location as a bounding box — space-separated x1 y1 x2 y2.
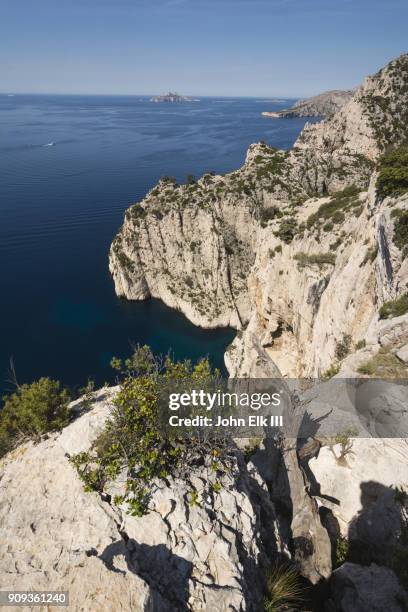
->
1 0 407 97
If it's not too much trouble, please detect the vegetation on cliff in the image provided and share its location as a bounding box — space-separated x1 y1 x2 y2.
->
0 378 71 458
377 146 408 199
71 346 235 517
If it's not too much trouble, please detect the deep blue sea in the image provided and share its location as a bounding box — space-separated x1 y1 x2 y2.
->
0 94 312 395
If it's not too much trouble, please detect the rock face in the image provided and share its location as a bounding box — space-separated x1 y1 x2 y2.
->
309 439 408 536
110 54 408 377
263 89 354 119
0 391 289 611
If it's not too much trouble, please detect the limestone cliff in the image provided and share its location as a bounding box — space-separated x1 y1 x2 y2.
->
110 54 408 377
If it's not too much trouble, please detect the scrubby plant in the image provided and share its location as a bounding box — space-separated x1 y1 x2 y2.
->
116 250 135 274
323 221 334 232
390 208 408 259
321 364 340 380
72 346 235 517
361 245 378 266
294 252 336 268
376 146 408 199
130 204 147 220
335 334 352 361
259 206 280 227
357 361 376 376
243 438 262 463
263 563 305 611
306 185 361 230
357 347 407 377
160 175 177 185
333 428 358 459
355 339 366 350
335 537 350 568
0 378 71 458
379 294 408 319
275 217 298 244
77 379 96 410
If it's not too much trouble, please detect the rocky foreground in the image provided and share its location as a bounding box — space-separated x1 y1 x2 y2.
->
1 55 408 611
1 384 408 611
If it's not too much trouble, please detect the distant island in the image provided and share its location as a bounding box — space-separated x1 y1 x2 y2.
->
262 89 354 119
150 91 199 103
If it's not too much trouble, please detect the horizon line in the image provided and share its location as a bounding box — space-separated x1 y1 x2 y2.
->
0 91 308 100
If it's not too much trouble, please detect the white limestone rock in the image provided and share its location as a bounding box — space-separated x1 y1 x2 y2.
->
308 439 408 536
397 343 408 363
0 394 285 611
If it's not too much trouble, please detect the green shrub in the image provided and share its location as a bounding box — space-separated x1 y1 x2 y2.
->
379 294 408 319
260 206 280 227
322 364 340 380
160 176 177 184
376 146 408 198
306 185 361 230
275 217 298 244
335 537 350 568
130 205 147 220
335 334 352 361
361 245 379 266
255 152 286 179
243 438 262 463
357 361 376 376
72 347 233 516
264 564 305 612
390 208 408 259
357 347 407 377
294 251 336 268
355 339 366 350
334 428 358 456
116 251 134 273
0 378 71 457
78 379 96 410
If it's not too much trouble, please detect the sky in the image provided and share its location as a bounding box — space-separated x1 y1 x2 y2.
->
1 0 407 97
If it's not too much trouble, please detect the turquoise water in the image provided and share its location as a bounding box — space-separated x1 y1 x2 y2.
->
0 94 312 394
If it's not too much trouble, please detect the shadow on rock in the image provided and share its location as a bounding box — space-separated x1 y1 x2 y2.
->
348 481 404 567
99 538 193 611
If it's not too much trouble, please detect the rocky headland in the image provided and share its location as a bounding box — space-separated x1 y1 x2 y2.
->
262 89 354 119
110 53 408 379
